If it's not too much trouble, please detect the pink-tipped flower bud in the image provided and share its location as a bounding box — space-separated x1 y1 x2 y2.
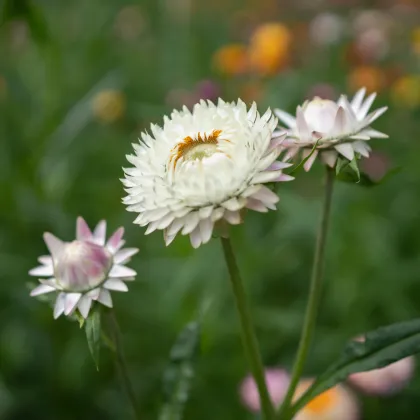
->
348 338 415 396
240 368 290 412
55 240 113 292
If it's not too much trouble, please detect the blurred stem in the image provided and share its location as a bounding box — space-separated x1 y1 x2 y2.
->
221 236 275 420
108 309 141 420
277 166 335 420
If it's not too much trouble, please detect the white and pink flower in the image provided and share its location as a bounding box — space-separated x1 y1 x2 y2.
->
29 217 139 319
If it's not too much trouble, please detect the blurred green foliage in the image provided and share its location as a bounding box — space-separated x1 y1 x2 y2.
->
1 0 420 419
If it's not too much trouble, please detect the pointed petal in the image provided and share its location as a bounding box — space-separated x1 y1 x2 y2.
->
358 93 376 119
361 128 388 139
109 265 137 278
97 289 113 308
106 227 125 253
76 217 93 241
351 88 366 111
274 109 297 128
221 197 247 211
250 185 279 204
321 151 338 168
364 106 388 125
113 248 139 264
43 233 64 260
164 230 177 246
38 255 53 265
64 293 82 316
30 284 56 296
93 220 107 246
353 141 371 157
224 210 242 225
189 227 202 249
29 265 54 277
53 293 66 319
181 212 200 235
199 218 214 245
304 149 319 172
78 295 92 319
104 279 129 292
332 107 347 135
296 107 311 141
335 143 355 161
246 198 269 213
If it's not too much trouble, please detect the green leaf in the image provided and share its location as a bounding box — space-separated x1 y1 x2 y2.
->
159 322 200 420
85 307 101 371
289 139 320 175
336 155 360 183
337 166 401 187
290 318 420 417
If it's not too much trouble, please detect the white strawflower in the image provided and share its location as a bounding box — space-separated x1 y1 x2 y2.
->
274 88 388 171
29 217 139 319
122 99 293 248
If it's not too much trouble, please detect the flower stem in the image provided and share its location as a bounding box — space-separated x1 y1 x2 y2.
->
221 236 275 420
108 309 141 420
276 166 335 420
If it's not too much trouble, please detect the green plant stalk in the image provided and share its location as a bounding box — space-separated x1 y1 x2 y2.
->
107 309 141 420
276 166 335 420
221 236 275 420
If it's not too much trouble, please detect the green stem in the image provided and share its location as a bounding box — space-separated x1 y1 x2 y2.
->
277 166 335 420
221 236 275 420
108 310 141 420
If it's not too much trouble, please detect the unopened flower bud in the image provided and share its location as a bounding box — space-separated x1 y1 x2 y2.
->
55 240 113 292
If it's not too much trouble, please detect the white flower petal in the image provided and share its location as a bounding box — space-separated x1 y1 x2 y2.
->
321 150 338 168
274 109 296 128
64 293 82 316
43 233 64 260
97 288 113 307
109 265 137 278
93 220 107 246
250 186 279 205
358 92 376 119
29 265 54 277
77 295 92 319
181 212 200 235
104 279 129 292
221 197 246 211
38 255 53 265
335 143 355 161
224 210 242 225
30 284 56 296
189 227 202 249
199 218 214 244
303 149 319 172
54 293 66 319
106 227 125 253
113 248 139 265
246 198 269 213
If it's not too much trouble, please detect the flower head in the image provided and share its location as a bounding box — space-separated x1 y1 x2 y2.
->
274 88 388 171
240 368 290 412
122 99 292 248
29 217 139 319
294 380 359 420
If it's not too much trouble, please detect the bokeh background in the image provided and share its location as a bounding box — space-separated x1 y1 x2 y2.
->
1 0 420 419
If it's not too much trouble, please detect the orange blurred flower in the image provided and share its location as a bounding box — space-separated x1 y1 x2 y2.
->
348 66 385 94
92 89 126 123
212 44 248 76
391 75 420 108
248 23 291 76
294 380 358 420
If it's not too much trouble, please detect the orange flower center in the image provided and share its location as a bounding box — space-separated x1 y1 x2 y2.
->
303 387 339 414
169 129 223 168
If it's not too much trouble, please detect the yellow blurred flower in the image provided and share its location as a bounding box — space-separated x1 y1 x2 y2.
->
348 66 385 94
92 90 126 123
212 44 248 76
248 23 291 76
294 380 358 420
391 75 420 108
411 27 420 55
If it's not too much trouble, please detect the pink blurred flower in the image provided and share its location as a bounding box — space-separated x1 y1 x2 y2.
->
240 369 290 412
348 336 415 396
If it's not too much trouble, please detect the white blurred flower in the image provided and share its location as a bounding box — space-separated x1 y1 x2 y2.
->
240 368 290 412
274 88 388 171
294 380 359 420
122 99 293 248
29 217 139 319
348 336 415 396
310 13 346 46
